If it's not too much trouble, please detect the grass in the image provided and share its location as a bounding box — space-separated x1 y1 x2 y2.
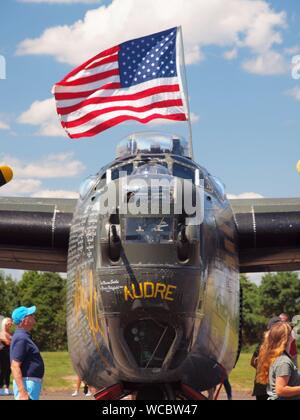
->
41 352 76 391
38 352 256 392
230 354 255 391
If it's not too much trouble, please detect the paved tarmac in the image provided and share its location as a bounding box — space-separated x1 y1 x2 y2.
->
0 389 254 401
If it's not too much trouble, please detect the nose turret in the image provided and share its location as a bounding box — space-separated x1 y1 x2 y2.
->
96 171 203 380
115 131 192 159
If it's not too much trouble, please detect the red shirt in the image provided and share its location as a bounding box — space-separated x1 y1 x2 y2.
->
290 339 298 357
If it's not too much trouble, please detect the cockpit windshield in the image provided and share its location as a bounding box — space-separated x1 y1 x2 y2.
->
116 132 191 159
132 163 171 177
125 217 173 244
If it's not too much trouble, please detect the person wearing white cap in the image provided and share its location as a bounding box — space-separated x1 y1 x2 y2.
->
10 306 45 400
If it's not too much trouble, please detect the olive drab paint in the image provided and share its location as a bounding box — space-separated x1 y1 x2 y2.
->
66 132 241 394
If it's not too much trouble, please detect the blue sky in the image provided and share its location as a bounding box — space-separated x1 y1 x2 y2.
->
0 0 300 200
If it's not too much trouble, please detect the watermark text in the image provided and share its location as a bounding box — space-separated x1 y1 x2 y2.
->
90 172 205 226
0 55 6 80
292 55 300 80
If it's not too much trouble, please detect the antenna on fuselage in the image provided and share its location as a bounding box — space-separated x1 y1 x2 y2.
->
178 26 194 160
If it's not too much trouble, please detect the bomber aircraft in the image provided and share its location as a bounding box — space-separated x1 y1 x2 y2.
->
0 133 299 400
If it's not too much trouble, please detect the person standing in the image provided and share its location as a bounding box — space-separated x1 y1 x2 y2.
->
72 375 93 397
251 317 281 400
206 376 232 400
10 306 44 400
256 322 300 400
223 377 233 400
0 318 13 395
279 313 298 367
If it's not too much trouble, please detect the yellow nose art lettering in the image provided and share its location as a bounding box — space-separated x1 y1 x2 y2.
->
124 282 177 302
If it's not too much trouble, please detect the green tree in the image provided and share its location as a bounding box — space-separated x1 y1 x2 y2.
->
259 272 300 319
240 274 266 345
0 271 8 315
18 271 67 351
0 271 20 316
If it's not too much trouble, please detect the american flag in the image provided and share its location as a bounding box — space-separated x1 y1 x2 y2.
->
53 27 188 139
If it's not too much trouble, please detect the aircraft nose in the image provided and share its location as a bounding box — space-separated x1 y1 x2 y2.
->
104 300 197 377
97 261 203 377
124 318 177 369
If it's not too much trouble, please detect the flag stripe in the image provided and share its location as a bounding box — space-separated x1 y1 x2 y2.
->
81 53 119 71
66 58 119 83
54 83 122 101
55 82 122 100
60 91 183 122
57 45 120 84
67 106 186 136
58 68 120 87
55 77 177 103
62 99 184 128
53 28 188 139
69 113 187 139
54 75 120 94
57 84 181 115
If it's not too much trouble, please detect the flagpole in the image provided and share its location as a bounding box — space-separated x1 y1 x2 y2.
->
178 26 194 160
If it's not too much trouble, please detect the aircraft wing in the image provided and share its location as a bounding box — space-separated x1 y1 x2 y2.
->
230 198 300 273
0 197 76 272
0 196 299 274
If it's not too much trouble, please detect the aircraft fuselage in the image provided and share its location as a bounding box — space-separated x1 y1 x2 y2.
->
67 141 240 395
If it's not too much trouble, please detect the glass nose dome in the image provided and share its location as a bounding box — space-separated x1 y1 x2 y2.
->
133 163 171 176
116 131 191 159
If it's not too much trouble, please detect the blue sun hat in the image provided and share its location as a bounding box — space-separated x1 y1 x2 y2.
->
12 306 36 325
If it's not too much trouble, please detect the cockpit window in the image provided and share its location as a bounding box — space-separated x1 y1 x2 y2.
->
79 176 98 200
111 163 134 180
203 176 214 193
210 176 226 200
125 217 173 244
138 160 168 169
171 155 192 165
116 132 192 159
172 163 194 181
133 163 170 177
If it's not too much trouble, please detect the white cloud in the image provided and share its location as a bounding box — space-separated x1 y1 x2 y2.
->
31 189 79 198
0 154 82 198
20 0 100 3
247 273 263 285
242 50 288 75
286 87 300 101
223 48 238 60
18 98 66 137
0 153 85 178
3 269 25 282
16 0 287 73
284 46 300 55
0 179 42 196
0 178 78 199
0 121 10 130
227 192 264 199
190 112 200 123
